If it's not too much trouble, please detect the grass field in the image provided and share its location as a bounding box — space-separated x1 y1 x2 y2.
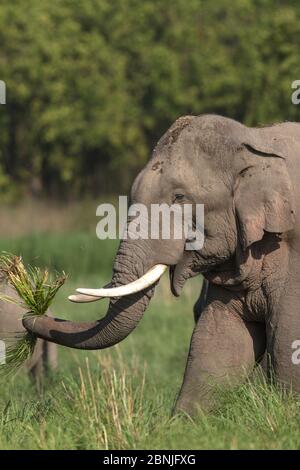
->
0 202 300 449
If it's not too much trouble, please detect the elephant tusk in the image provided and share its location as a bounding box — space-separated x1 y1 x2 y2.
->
68 293 103 303
75 264 168 298
68 283 112 303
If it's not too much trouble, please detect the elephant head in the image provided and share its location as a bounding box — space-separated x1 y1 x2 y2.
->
23 115 295 349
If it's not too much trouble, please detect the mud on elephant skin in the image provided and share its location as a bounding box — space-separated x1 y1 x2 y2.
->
0 282 57 382
23 114 300 415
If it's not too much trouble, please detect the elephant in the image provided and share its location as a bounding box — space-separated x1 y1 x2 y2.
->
22 114 300 415
193 278 209 323
0 280 57 381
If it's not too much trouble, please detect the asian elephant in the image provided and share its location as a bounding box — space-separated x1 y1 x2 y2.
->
22 114 300 415
0 281 57 381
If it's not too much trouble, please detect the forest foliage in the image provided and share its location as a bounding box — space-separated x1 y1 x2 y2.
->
0 0 300 199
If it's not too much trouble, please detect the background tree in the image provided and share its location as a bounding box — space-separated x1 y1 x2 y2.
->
0 0 299 199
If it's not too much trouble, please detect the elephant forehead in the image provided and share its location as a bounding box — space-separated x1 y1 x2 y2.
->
154 115 195 153
131 164 164 203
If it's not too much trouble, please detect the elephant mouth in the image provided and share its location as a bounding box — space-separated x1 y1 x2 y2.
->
169 264 187 296
169 254 245 295
169 265 176 295
169 261 197 297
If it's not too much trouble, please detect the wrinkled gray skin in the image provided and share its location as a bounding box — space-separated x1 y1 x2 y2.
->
0 282 57 381
23 115 300 415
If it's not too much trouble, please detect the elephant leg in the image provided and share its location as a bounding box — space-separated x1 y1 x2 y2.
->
27 339 44 390
175 293 266 416
28 358 43 390
42 340 58 372
27 340 57 391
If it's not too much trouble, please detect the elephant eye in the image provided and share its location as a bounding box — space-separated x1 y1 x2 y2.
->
174 193 185 202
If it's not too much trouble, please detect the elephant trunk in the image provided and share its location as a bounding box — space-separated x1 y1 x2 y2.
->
22 242 159 350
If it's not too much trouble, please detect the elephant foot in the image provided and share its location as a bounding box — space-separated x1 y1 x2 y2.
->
173 388 218 417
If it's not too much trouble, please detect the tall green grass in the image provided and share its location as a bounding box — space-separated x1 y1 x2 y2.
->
1 348 300 449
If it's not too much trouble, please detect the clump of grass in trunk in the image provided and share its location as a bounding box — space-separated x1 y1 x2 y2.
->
0 253 66 377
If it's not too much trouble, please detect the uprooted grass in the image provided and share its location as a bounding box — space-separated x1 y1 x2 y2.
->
0 253 66 376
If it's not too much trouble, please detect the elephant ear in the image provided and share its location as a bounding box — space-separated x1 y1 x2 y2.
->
234 131 295 250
